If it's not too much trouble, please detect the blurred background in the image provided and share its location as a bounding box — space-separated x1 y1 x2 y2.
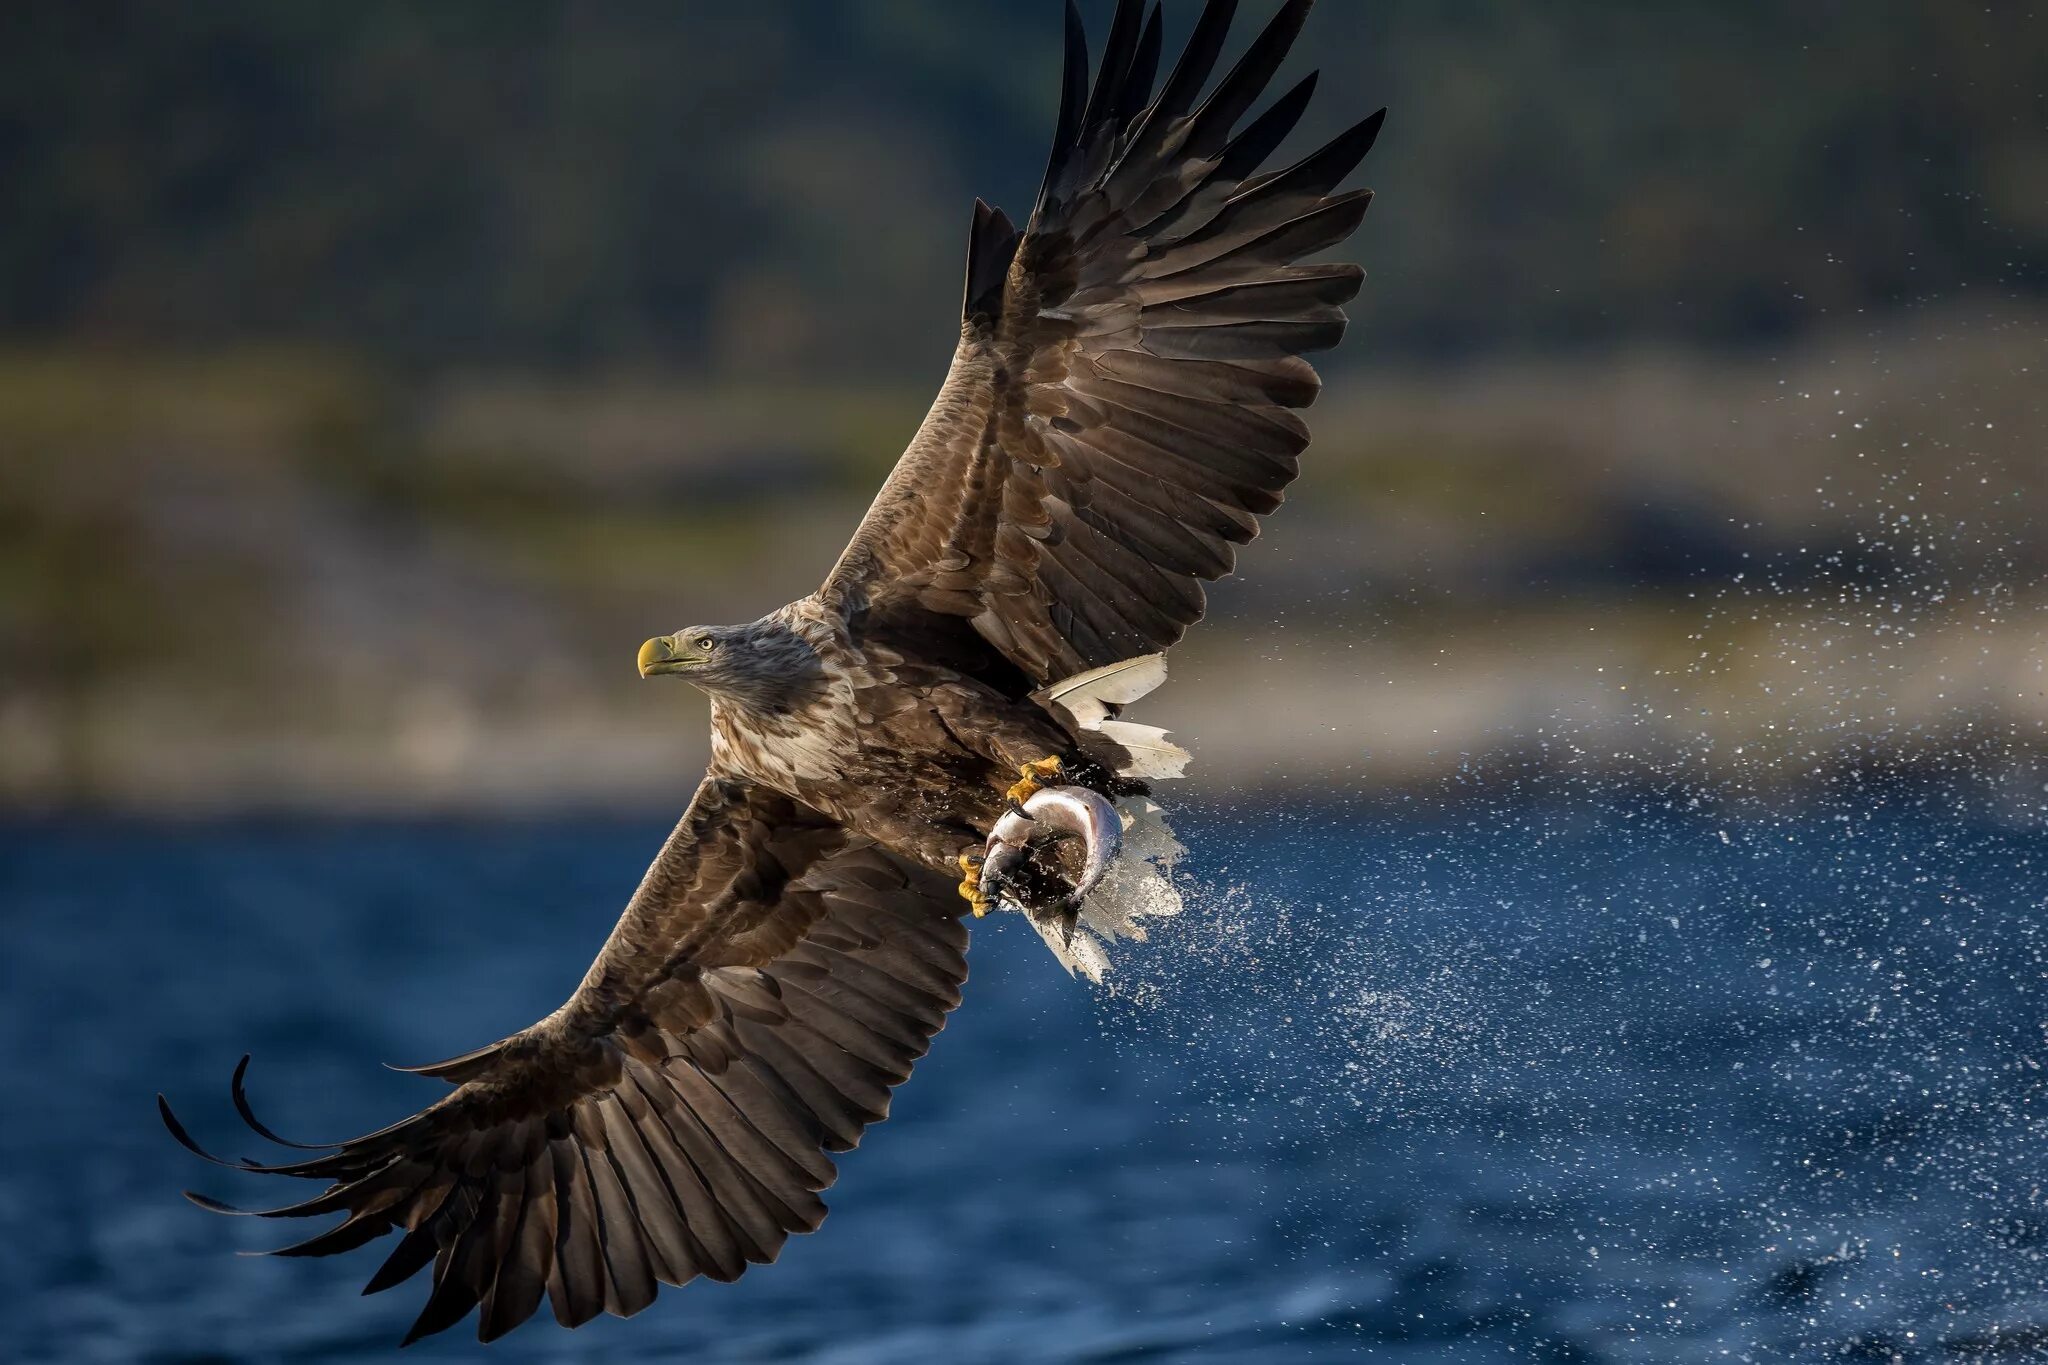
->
3 0 2043 811
7 2 2048 1361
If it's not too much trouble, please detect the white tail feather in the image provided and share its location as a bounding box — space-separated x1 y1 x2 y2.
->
1095 720 1191 780
1022 655 1188 980
1034 654 1188 784
1033 654 1168 728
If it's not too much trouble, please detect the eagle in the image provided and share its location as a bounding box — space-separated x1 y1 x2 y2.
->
161 0 1381 1344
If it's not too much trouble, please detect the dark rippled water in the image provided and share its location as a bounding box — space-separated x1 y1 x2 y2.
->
6 786 2048 1361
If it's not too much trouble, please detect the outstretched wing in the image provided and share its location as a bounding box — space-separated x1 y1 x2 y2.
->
824 0 1380 685
161 778 967 1345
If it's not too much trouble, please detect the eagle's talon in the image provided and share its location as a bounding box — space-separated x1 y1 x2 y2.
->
1007 756 1065 806
956 850 993 918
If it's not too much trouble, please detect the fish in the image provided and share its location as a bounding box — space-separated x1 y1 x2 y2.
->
978 784 1124 917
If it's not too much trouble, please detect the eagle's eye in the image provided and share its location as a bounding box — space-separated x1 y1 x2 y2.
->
696 636 717 652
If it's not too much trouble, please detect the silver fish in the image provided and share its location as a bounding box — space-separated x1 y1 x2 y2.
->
978 785 1123 915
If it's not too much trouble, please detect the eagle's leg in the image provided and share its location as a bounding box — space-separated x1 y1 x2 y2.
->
1006 756 1066 806
956 849 994 918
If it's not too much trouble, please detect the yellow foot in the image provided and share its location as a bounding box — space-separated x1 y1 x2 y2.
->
956 850 994 918
1007 756 1065 807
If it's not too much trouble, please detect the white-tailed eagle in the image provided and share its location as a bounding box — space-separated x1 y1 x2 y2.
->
162 0 1380 1343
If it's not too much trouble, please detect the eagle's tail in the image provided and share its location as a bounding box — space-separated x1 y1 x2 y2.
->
1026 654 1189 980
1032 653 1192 782
1025 793 1186 983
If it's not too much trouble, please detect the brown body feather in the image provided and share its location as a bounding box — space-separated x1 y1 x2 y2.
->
164 0 1380 1343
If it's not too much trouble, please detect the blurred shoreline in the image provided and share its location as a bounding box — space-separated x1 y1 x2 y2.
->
6 587 2047 816
4 307 2042 815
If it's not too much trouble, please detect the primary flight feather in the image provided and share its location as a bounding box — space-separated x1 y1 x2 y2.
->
162 0 1381 1342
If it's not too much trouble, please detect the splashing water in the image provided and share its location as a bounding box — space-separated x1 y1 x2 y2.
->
1090 776 2048 1358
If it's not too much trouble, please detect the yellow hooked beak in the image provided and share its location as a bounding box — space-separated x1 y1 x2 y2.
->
637 634 696 677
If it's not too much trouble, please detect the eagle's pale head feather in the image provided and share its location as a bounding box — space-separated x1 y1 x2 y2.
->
637 618 827 715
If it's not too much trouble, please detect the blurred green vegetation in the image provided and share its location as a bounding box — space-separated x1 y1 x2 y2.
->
1 1 2041 367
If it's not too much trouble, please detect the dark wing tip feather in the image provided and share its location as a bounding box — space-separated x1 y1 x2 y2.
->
1153 0 1238 121
1296 105 1386 189
1104 0 1238 181
1113 3 1165 135
1188 0 1316 149
1221 105 1386 215
232 1053 330 1149
965 198 1022 322
159 1093 255 1171
183 1189 251 1215
257 1212 394 1259
1079 0 1147 138
1039 0 1091 203
1223 68 1320 172
364 1224 441 1297
165 1060 375 1179
385 1034 511 1082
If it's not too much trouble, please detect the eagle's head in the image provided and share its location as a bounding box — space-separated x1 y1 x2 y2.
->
636 620 824 711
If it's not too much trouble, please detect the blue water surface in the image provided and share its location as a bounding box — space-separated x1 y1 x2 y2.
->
4 786 2047 1362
